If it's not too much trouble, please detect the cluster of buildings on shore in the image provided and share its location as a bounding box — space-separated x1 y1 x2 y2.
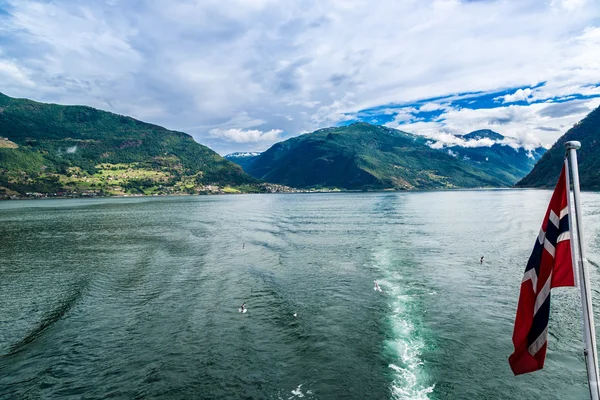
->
0 182 339 200
1 190 102 200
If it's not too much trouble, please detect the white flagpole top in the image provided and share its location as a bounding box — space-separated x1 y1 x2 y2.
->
565 141 581 150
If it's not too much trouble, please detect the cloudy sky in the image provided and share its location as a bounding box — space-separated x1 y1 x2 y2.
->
1 0 599 154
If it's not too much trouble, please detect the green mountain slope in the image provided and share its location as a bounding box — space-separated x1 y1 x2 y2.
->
517 106 600 189
443 130 546 184
446 144 545 185
0 92 258 197
243 123 508 190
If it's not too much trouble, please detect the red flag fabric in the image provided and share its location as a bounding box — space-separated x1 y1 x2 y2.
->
509 163 576 375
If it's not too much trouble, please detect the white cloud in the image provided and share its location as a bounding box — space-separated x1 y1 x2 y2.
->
0 59 35 87
386 97 600 150
391 107 419 123
552 0 587 12
427 134 496 149
419 102 444 112
497 88 533 103
0 0 599 154
208 128 283 143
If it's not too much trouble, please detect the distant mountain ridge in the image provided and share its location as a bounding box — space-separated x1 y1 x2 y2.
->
227 124 545 190
0 92 258 197
439 129 546 185
0 91 558 197
443 144 545 186
517 105 600 189
460 129 505 141
235 123 520 190
225 152 262 170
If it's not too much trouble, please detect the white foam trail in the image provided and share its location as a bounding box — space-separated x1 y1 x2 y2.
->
289 384 305 398
374 249 435 400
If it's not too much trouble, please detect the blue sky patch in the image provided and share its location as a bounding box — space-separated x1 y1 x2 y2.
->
346 82 600 129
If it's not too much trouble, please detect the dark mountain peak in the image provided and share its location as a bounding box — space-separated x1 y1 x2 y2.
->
309 122 409 140
324 122 416 140
517 105 600 189
319 122 380 133
225 152 262 170
347 121 403 131
462 129 505 141
239 122 512 190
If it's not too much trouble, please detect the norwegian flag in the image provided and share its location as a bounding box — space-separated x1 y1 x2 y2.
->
509 162 576 375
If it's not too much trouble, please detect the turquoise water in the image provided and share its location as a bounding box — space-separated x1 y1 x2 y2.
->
1 191 599 399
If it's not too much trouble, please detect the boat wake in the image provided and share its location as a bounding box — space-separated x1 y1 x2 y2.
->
3 283 86 357
274 383 315 400
374 250 435 400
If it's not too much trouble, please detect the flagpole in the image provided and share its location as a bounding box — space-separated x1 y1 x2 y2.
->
565 140 600 399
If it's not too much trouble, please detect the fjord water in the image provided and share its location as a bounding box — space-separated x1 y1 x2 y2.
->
1 191 600 399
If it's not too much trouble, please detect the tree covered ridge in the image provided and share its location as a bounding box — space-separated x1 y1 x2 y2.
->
242 122 521 190
517 106 600 189
0 92 258 197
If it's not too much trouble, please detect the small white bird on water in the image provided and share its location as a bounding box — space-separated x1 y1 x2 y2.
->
293 312 297 318
374 281 382 292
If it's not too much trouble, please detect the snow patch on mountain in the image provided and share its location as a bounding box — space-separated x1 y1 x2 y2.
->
225 152 262 158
